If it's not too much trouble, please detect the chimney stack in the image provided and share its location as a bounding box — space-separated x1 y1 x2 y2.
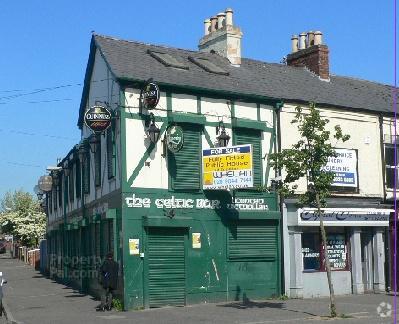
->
198 8 243 66
287 30 329 80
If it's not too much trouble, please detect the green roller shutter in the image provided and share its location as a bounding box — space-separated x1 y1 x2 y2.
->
169 124 201 190
234 129 262 188
228 220 277 260
148 227 186 308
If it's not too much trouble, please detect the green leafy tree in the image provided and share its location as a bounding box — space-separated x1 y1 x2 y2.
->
269 103 350 318
0 190 46 247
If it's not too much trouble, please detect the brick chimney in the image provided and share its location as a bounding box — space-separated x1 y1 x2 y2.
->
287 31 330 80
198 8 243 66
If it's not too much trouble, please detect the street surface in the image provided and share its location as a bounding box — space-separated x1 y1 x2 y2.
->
0 253 397 324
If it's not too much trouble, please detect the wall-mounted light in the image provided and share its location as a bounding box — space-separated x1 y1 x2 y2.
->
146 113 160 143
216 121 230 147
89 134 100 154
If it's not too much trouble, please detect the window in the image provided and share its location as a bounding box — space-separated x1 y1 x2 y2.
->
234 128 262 188
169 124 201 190
302 231 348 271
148 50 189 70
385 144 398 189
106 125 116 179
188 56 229 75
95 142 101 187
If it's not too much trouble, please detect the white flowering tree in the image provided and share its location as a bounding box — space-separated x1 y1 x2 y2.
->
0 190 46 247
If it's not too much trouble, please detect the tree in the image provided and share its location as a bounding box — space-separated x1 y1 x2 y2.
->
269 103 350 318
0 190 46 247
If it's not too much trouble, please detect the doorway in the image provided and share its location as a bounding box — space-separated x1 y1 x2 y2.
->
361 230 374 292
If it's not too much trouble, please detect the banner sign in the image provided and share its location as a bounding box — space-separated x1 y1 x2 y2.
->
298 208 392 227
322 148 358 188
202 144 253 190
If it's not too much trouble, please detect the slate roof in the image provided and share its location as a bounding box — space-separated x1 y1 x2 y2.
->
78 34 396 126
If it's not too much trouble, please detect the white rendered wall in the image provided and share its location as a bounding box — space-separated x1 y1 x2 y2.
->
280 104 383 198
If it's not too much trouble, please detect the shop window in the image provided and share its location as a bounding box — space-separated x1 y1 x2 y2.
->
302 231 348 271
385 144 398 189
234 128 262 188
169 124 201 190
106 125 116 179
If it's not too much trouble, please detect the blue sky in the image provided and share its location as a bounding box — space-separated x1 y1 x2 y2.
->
0 1 395 199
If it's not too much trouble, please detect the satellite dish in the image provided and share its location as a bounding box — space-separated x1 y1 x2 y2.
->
38 175 53 192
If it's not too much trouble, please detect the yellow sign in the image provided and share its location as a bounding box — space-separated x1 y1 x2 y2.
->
129 238 140 255
202 145 253 190
192 233 201 249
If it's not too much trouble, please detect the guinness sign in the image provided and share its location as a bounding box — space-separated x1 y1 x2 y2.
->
140 82 160 110
84 105 112 133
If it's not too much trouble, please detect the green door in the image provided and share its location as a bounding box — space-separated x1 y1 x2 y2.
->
147 227 186 308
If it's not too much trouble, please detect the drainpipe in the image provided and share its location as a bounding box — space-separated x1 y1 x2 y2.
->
275 101 284 295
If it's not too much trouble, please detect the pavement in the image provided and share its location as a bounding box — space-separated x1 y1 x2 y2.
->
0 253 398 324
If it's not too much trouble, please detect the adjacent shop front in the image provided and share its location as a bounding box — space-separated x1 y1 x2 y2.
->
285 205 391 298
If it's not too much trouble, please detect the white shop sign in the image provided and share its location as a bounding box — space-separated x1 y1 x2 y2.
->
125 194 269 211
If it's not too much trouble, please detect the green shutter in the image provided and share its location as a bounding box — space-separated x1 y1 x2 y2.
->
95 145 101 187
83 153 90 194
169 125 201 190
58 181 62 207
234 129 262 188
76 160 81 198
148 227 186 307
106 126 115 179
228 220 277 260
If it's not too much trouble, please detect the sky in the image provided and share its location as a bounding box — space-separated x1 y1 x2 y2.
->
0 1 395 200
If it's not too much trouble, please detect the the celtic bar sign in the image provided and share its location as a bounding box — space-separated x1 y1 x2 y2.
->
166 126 184 153
84 105 112 133
140 82 160 110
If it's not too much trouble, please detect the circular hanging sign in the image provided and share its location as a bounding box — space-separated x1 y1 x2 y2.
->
140 82 160 110
38 175 53 192
84 105 112 133
166 126 184 153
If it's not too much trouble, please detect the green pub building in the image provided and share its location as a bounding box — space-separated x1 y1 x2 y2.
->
45 8 282 309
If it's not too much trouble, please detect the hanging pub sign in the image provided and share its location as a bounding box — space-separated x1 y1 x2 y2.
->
202 144 253 190
84 105 112 133
140 81 160 110
166 125 184 153
38 175 53 192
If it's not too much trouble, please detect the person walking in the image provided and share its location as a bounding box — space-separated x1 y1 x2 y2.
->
96 252 118 311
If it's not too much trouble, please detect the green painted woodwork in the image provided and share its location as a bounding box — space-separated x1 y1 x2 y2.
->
168 112 206 125
169 124 201 190
232 118 272 132
202 128 215 148
147 227 186 307
234 128 262 188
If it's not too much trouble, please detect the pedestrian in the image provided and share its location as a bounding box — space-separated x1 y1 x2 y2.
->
96 252 118 311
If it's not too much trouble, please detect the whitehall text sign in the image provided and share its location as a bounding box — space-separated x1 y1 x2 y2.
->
202 144 253 190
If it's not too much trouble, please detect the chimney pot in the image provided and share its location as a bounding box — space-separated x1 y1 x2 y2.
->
314 31 323 45
217 12 225 29
225 8 233 26
210 16 218 32
204 19 211 35
299 32 307 49
307 31 315 47
291 35 299 53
